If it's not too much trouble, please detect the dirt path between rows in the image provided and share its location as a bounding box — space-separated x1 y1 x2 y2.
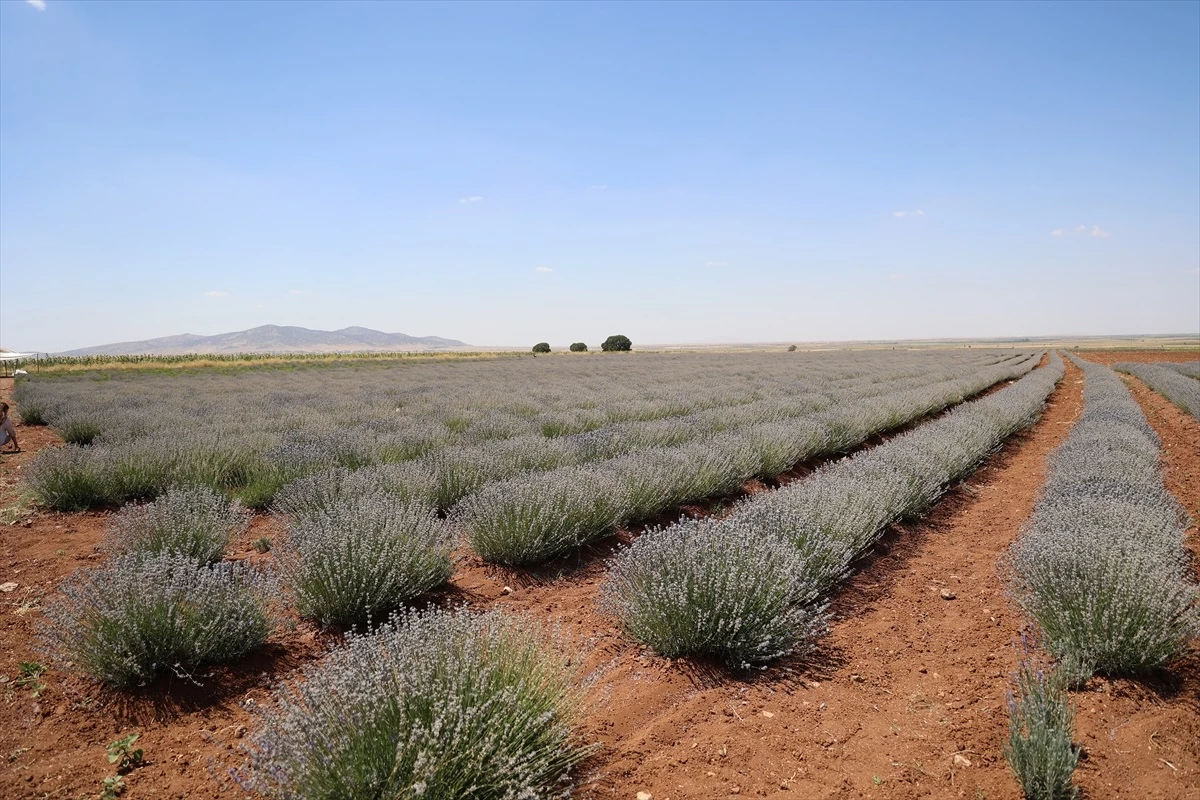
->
1070 351 1198 366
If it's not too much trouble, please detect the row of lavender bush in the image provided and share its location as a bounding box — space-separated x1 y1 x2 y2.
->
1112 360 1200 418
17 350 1033 510
1165 361 1200 379
446 353 1041 566
601 354 1064 668
266 356 1043 628
1003 355 1199 800
275 352 1038 521
1010 356 1199 681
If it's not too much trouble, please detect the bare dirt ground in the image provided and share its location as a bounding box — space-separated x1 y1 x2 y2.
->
1071 350 1199 366
1 353 1196 800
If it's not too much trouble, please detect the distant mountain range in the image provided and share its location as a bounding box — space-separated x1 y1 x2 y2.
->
57 326 468 356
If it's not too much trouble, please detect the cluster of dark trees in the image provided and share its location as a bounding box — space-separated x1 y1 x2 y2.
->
532 335 631 354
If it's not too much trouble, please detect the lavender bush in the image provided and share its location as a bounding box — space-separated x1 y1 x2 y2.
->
59 413 103 446
26 444 113 511
272 462 440 522
278 495 454 627
240 608 589 799
1004 662 1079 800
12 380 48 425
105 485 249 563
456 469 629 566
41 553 272 687
602 519 828 667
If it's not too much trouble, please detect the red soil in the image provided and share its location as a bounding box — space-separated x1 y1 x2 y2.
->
0 353 1196 800
1072 350 1199 365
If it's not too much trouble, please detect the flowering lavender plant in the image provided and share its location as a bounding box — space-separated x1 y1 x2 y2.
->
41 552 273 687
240 607 590 799
602 519 828 667
1004 662 1078 799
105 485 249 563
278 494 454 628
456 468 629 566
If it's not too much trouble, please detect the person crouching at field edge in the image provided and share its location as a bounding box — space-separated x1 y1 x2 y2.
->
0 403 20 453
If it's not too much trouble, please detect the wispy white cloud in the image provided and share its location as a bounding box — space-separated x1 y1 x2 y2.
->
705 260 729 268
892 209 925 219
588 184 608 191
534 266 553 273
458 196 484 204
204 290 229 298
288 289 312 296
26 0 46 10
1052 224 1111 239
888 273 907 281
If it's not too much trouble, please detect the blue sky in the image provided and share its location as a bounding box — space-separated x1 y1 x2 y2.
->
1 0 1197 352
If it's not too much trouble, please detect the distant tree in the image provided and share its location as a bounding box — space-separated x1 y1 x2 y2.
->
601 335 632 352
787 344 797 352
532 342 551 353
569 342 588 352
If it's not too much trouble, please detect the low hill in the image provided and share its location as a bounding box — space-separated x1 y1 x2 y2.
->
57 325 468 356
